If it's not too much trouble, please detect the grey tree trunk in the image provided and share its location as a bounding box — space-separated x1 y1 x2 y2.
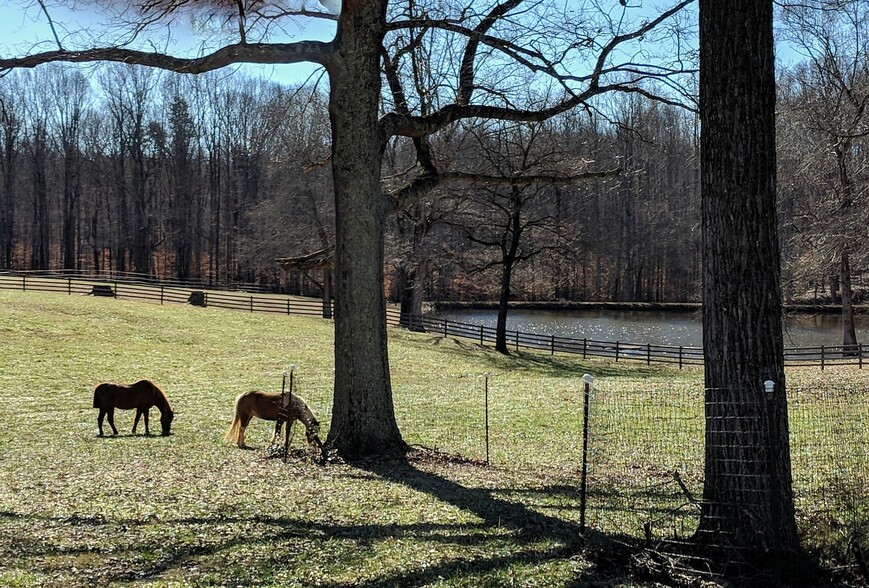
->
698 0 802 570
495 259 514 355
325 0 405 458
841 250 859 356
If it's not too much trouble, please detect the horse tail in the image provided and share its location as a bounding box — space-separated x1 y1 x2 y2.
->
224 393 245 444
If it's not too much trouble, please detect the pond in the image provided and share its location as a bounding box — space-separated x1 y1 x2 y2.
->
428 308 867 349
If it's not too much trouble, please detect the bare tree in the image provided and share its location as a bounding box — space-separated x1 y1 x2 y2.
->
0 77 22 268
778 0 869 355
47 65 90 270
0 0 695 457
451 119 617 353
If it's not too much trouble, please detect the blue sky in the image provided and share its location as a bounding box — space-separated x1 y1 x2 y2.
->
0 1 334 85
0 1 803 86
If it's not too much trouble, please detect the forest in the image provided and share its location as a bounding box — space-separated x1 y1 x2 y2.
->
0 6 865 310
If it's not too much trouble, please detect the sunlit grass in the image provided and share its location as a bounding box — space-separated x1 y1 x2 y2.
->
0 289 866 587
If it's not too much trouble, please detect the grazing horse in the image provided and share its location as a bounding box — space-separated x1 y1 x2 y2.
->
225 391 322 449
93 380 175 436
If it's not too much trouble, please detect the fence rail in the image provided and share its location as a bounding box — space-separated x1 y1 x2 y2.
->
1 270 864 369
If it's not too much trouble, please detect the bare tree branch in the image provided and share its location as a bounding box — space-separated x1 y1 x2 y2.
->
0 41 334 74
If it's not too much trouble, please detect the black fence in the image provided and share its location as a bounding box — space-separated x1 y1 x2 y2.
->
2 270 865 369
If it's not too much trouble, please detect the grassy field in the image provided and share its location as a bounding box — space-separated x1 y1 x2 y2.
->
0 290 866 587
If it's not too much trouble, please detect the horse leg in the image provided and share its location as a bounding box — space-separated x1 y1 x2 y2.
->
238 414 253 448
97 408 106 437
107 407 119 435
143 408 150 435
133 409 142 434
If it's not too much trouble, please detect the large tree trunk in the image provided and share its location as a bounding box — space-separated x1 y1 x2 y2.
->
698 0 801 569
325 0 405 458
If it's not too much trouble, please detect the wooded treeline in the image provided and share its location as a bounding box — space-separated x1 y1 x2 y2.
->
0 57 865 306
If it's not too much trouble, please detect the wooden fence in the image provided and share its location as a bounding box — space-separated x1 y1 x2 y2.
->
1 270 864 369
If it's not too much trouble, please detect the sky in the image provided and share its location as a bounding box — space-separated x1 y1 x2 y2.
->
0 1 336 86
0 1 804 87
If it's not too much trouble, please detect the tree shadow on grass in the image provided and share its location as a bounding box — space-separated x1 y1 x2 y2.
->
402 334 679 380
0 462 642 588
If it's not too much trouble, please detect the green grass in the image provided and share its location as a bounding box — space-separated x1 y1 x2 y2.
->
0 290 866 587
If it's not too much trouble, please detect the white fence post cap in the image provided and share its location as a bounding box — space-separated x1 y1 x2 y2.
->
582 373 594 384
764 380 775 394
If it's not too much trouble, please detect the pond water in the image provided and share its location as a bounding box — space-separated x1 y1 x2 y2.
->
428 308 867 349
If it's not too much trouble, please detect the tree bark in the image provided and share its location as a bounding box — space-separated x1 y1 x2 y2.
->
495 259 513 354
841 249 859 356
325 0 405 458
698 0 801 569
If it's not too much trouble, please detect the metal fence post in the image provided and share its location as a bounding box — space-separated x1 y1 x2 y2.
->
615 341 620 362
580 373 593 538
480 325 484 346
160 286 164 305
443 319 448 338
678 346 683 370
550 334 555 355
484 373 490 465
68 278 72 295
22 275 26 291
287 298 291 315
515 330 519 352
820 345 825 371
646 343 651 365
250 295 254 312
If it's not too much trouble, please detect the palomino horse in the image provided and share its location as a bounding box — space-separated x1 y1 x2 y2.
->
93 380 175 436
225 391 322 449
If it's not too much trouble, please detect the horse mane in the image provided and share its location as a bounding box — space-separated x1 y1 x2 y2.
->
144 380 173 414
290 394 316 423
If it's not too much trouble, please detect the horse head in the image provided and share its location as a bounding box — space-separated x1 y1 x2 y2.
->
305 417 321 445
161 410 175 436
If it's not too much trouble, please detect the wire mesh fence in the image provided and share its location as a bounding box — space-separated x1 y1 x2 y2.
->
390 373 868 581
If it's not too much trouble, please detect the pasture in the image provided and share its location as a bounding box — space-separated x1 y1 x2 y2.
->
0 290 866 587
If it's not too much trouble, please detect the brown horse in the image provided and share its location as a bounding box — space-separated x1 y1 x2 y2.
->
225 391 321 449
93 380 175 436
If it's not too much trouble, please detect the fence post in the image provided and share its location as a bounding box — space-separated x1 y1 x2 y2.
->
646 343 651 365
287 298 291 315
580 373 593 538
515 330 519 352
820 345 825 371
615 341 620 362
583 338 587 359
480 325 484 346
678 346 683 370
250 295 254 312
860 344 863 369
550 334 555 355
67 278 72 295
114 282 118 298
160 286 164 305
443 319 448 338
22 275 26 291
484 373 490 465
